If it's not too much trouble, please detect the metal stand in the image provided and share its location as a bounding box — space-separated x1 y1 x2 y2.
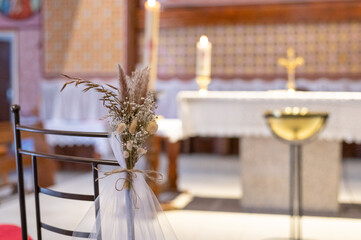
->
265 109 328 240
290 144 303 240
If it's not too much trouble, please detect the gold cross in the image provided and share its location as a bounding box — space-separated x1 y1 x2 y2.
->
278 48 304 91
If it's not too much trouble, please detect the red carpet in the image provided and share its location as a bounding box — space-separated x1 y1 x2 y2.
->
0 225 32 240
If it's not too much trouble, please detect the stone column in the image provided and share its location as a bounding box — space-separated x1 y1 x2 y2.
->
240 136 341 214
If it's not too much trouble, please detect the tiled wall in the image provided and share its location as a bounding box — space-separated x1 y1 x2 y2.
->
44 0 127 75
138 22 361 78
19 29 42 114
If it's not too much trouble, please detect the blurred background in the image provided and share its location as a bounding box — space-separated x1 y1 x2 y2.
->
1 0 361 239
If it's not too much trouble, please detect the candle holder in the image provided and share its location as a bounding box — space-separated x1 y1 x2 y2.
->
196 76 211 92
264 107 328 240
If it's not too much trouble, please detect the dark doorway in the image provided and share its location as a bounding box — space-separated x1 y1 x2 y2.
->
0 40 11 121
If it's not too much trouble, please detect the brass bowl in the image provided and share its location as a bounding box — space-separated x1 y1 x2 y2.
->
264 108 328 143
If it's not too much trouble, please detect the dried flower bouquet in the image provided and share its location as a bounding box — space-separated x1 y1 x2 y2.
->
62 66 177 240
62 65 157 170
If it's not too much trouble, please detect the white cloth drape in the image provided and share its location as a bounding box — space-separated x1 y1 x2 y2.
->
72 133 178 240
42 77 361 120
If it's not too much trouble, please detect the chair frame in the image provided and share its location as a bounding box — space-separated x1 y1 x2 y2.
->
11 105 119 240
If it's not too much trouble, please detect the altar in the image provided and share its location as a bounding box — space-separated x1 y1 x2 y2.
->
178 90 361 214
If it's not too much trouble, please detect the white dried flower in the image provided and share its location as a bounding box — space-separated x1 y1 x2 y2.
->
123 151 129 158
116 122 126 133
129 118 138 134
146 121 158 135
126 141 133 151
137 148 147 156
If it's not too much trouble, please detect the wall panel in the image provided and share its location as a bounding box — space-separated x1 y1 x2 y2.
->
44 0 127 76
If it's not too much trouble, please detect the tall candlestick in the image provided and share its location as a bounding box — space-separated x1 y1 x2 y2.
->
196 35 212 91
144 0 160 91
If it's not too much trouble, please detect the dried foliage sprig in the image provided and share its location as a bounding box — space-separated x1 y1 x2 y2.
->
117 64 129 102
61 65 158 169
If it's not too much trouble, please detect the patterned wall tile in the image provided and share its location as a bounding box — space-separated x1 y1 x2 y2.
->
19 29 41 114
44 0 127 75
138 22 361 78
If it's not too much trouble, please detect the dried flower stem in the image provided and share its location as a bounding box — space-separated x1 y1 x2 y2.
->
61 65 158 169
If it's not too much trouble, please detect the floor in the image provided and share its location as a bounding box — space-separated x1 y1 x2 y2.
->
1 154 361 240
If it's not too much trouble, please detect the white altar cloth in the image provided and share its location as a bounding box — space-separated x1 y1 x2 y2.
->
178 90 361 213
178 90 361 143
42 77 361 120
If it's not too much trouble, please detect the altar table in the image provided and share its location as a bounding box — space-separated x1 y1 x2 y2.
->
178 90 361 214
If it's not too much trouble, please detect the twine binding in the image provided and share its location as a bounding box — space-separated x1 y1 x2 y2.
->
94 167 163 207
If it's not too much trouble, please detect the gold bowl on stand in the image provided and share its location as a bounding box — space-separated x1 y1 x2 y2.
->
265 107 328 143
264 107 328 240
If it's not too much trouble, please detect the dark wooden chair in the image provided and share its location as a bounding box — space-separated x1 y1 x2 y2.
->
11 105 118 240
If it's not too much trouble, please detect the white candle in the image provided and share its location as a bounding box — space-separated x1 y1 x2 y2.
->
196 35 212 77
144 0 160 91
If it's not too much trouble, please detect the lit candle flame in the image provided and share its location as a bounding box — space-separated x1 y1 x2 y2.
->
148 0 156 7
199 35 209 47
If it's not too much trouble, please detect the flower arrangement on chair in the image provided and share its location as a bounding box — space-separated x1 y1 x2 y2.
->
61 65 177 240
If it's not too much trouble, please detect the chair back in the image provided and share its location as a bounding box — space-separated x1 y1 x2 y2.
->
11 105 118 240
